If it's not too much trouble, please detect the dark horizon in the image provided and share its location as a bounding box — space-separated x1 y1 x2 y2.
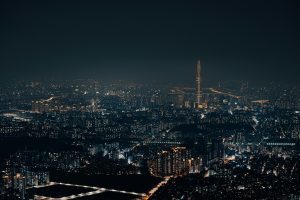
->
0 0 299 85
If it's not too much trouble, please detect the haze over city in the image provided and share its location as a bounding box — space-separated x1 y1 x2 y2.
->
0 0 300 85
0 1 299 200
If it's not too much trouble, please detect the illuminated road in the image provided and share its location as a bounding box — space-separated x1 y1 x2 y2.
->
144 176 171 200
32 182 146 200
40 96 58 103
209 88 241 99
143 141 181 145
251 99 269 104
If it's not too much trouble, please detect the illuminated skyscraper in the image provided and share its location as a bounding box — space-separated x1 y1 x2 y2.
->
195 60 201 108
149 147 192 177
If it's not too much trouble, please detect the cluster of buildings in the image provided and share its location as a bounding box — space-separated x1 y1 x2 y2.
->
148 147 199 177
149 153 300 199
147 135 225 177
1 165 49 200
0 61 299 199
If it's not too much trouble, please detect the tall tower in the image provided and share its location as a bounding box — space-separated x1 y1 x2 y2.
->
195 60 201 108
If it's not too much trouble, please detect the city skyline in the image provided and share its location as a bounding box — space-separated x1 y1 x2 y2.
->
0 1 299 200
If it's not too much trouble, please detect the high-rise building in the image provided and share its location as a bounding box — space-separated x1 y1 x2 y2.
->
195 60 201 108
149 147 193 177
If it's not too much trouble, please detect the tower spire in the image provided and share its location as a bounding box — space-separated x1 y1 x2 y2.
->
195 60 201 108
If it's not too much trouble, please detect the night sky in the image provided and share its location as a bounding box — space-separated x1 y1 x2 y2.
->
0 0 299 85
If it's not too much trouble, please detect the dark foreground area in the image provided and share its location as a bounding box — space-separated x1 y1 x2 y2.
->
50 171 162 193
27 185 94 198
71 192 140 200
27 185 140 200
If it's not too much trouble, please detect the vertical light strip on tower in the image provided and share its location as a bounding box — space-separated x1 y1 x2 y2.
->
195 60 201 108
